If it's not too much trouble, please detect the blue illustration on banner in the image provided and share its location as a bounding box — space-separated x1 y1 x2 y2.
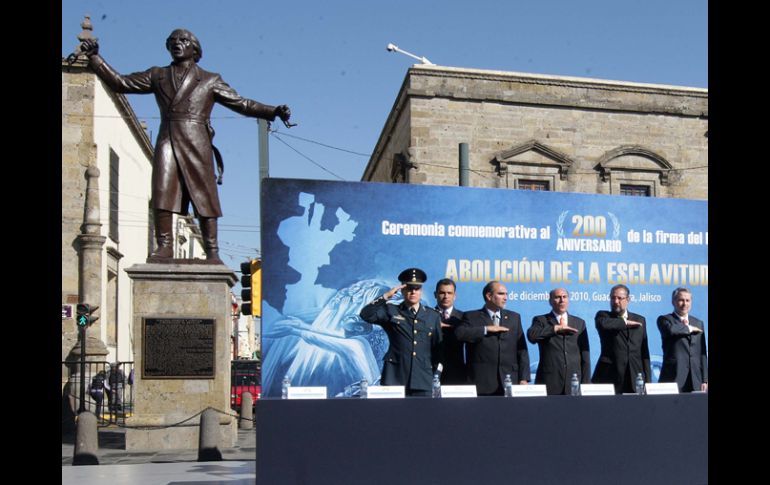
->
261 191 389 397
261 179 708 398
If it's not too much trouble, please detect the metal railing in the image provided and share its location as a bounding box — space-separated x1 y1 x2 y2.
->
61 360 135 427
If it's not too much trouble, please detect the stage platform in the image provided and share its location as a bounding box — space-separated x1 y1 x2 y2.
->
256 393 707 485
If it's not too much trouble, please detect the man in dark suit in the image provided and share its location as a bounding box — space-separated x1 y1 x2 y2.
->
455 281 529 395
434 278 467 385
527 288 591 395
656 287 708 392
79 30 291 263
360 268 442 396
592 284 652 394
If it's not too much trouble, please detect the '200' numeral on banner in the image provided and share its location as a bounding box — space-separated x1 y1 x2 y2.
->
571 215 607 237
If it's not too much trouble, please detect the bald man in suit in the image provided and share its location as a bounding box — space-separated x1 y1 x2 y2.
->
527 288 591 395
455 281 529 395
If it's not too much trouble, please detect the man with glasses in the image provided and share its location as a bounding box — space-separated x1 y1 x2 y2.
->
360 268 443 396
592 284 652 394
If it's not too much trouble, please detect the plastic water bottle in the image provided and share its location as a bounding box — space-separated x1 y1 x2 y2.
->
503 374 513 397
570 373 580 396
635 373 645 395
281 375 291 400
432 373 441 398
360 377 368 399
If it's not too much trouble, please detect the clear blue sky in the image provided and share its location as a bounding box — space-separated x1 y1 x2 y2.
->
62 0 707 273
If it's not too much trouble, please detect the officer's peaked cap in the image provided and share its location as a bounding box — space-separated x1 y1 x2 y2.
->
398 268 427 286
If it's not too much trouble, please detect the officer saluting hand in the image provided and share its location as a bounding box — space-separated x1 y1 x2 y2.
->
360 268 443 396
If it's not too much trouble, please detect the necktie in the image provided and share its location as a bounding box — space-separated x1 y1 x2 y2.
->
560 314 567 326
444 310 450 321
683 318 689 326
493 313 500 325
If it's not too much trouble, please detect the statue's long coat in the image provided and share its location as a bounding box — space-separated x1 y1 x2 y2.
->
89 55 276 217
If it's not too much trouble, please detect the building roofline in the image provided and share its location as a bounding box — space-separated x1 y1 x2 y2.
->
62 58 154 161
410 64 708 95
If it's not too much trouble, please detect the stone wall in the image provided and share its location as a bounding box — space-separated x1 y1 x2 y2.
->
62 65 96 361
62 59 155 366
363 65 707 201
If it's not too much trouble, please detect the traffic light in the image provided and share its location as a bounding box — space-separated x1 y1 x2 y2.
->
76 304 99 327
240 259 262 317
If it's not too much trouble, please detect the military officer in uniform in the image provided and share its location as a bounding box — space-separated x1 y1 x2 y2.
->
360 268 443 396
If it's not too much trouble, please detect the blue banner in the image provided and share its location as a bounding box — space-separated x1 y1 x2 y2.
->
261 178 708 398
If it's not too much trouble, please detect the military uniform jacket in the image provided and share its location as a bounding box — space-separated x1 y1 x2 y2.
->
592 310 652 393
527 313 591 395
657 313 708 391
360 299 442 392
455 308 530 394
88 54 278 217
437 308 468 385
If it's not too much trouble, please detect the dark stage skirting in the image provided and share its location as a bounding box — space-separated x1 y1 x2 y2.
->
256 393 707 485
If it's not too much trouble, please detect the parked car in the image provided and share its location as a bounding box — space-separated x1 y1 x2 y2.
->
231 359 261 410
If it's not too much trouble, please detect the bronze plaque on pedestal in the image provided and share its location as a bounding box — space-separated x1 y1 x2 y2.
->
143 318 216 378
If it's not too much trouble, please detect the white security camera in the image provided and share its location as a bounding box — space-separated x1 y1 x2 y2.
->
385 42 434 65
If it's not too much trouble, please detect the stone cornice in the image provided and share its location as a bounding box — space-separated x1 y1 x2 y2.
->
597 145 673 185
407 65 708 118
106 246 125 260
598 145 673 169
493 140 574 180
125 263 238 286
410 65 707 97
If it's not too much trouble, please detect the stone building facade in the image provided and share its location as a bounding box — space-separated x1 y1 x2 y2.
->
362 65 707 200
62 56 155 367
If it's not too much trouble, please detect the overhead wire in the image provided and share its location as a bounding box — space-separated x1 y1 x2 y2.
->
79 115 709 174
269 131 346 181
268 129 371 157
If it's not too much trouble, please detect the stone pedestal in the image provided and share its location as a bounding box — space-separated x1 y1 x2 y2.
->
62 335 109 434
124 263 237 451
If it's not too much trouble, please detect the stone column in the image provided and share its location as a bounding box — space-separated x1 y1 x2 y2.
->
65 166 109 424
124 262 237 451
74 166 109 356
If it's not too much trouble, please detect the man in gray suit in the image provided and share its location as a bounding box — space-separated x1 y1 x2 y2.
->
656 288 708 392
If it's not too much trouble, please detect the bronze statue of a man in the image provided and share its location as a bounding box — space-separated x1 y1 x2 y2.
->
79 29 291 263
